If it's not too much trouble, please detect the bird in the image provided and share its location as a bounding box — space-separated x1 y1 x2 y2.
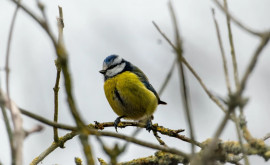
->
99 55 167 132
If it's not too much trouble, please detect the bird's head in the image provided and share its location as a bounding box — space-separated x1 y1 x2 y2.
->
99 55 127 79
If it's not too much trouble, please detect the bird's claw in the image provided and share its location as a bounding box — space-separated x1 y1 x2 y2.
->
114 116 125 132
146 119 152 132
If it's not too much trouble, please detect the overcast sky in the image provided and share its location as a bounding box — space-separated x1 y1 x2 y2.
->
1 0 270 164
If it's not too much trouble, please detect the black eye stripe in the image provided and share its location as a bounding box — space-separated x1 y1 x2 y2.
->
107 64 117 70
106 61 124 71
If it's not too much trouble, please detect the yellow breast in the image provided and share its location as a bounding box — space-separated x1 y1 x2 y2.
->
104 71 158 120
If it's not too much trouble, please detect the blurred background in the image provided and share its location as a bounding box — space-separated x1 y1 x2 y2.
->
0 0 270 164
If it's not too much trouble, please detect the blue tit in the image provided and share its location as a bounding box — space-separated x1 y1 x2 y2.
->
99 55 167 132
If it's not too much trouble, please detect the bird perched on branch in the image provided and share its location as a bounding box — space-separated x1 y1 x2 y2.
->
99 55 166 132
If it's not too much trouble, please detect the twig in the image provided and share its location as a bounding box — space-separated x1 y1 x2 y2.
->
153 130 166 146
30 128 190 165
56 6 95 164
10 0 58 49
263 133 270 141
24 125 44 138
30 131 77 165
0 102 13 160
158 58 177 96
20 107 76 131
53 62 61 142
20 107 200 147
237 36 270 96
96 128 141 164
223 0 240 90
222 1 249 163
118 151 186 165
153 21 227 113
0 89 24 165
5 0 21 164
197 35 270 165
212 0 266 37
95 121 202 147
232 112 249 165
52 6 64 143
96 136 119 164
211 8 231 95
168 1 195 154
212 7 249 164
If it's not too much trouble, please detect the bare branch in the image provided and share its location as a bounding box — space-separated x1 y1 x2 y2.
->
168 1 195 154
212 0 268 37
153 21 227 113
158 58 177 96
238 36 270 96
30 128 190 165
5 0 21 164
223 0 240 90
211 8 231 95
0 89 24 165
20 108 77 131
24 125 44 138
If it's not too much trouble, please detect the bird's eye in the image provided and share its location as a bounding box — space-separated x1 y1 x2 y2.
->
107 64 117 70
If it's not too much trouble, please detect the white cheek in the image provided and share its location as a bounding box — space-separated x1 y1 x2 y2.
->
102 62 108 70
111 56 123 66
106 63 126 77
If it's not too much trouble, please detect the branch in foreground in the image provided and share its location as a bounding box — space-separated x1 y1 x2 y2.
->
118 151 187 165
30 126 190 165
0 88 24 165
201 138 270 162
20 107 199 146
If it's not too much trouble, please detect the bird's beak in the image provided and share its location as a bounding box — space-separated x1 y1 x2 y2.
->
99 70 106 74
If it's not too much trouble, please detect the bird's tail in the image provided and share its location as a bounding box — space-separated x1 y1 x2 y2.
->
158 100 167 105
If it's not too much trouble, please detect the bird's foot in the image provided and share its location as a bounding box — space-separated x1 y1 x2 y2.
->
146 119 153 132
114 116 125 132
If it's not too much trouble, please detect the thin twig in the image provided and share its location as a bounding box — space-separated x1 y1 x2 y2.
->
0 104 13 159
263 133 270 141
153 21 227 113
5 1 24 164
237 36 270 96
158 58 177 96
222 0 249 164
168 1 195 154
153 130 166 146
52 6 64 143
53 64 61 142
223 0 240 90
212 0 266 37
211 8 231 95
10 0 58 49
5 1 21 164
20 108 77 131
0 89 24 165
56 6 95 164
24 125 44 138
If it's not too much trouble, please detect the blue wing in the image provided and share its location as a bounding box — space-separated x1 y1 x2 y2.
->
131 65 166 105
